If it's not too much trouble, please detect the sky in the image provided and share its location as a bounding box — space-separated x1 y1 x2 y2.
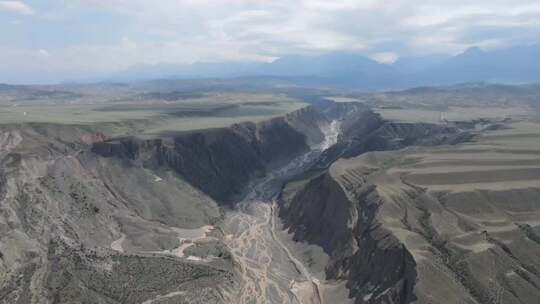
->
1 0 540 83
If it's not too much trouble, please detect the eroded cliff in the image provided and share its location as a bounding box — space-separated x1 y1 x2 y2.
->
0 101 377 304
278 119 540 304
92 103 375 203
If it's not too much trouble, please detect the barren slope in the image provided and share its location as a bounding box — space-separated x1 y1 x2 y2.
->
279 117 540 303
0 101 376 304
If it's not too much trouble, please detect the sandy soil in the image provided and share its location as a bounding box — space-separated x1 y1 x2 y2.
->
110 233 126 252
222 120 344 304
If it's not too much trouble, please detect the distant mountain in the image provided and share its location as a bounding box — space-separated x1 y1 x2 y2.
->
112 44 540 89
254 52 397 88
392 54 447 74
113 52 398 89
411 44 540 86
256 52 391 76
112 61 263 81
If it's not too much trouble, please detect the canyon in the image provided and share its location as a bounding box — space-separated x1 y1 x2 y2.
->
1 87 539 304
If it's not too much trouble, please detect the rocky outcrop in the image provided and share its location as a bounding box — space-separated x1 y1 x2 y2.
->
278 113 540 304
92 120 310 203
314 122 476 183
278 118 483 303
80 132 108 145
280 170 417 304
284 105 329 146
340 122 471 158
92 103 375 203
279 173 353 252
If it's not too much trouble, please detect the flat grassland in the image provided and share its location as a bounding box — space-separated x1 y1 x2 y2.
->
397 118 540 191
373 106 529 123
0 91 306 135
327 83 540 123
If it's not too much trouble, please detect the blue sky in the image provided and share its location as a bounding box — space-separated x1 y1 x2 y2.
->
1 0 540 83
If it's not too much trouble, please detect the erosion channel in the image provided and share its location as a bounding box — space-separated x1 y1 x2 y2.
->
223 120 340 304
1 100 492 304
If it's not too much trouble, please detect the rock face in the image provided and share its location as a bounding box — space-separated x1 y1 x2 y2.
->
0 101 378 304
278 118 487 304
279 117 540 304
4 97 525 304
280 167 418 304
92 104 371 203
339 122 470 158
315 114 472 172
280 173 353 252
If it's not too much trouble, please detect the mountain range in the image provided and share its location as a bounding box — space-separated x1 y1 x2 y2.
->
110 44 540 89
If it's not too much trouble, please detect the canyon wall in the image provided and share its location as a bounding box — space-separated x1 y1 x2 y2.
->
92 103 377 203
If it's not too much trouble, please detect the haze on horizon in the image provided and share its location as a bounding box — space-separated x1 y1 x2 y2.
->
1 0 540 84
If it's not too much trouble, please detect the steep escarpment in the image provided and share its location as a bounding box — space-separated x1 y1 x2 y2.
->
316 115 474 171
92 103 370 203
279 117 540 304
0 102 376 304
280 167 417 304
278 119 488 303
279 173 353 252
2 97 519 304
339 122 471 159
92 120 307 203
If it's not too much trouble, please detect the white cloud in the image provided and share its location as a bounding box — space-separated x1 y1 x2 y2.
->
3 0 540 82
38 49 50 57
0 1 34 15
106 0 540 56
371 52 399 64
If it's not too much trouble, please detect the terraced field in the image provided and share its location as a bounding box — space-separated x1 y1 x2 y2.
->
325 116 540 303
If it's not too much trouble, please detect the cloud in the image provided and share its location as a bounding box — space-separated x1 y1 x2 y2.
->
371 52 399 64
38 49 50 57
0 1 34 15
103 0 540 56
2 0 540 82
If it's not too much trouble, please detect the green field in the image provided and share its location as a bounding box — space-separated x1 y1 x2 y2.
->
0 92 306 135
